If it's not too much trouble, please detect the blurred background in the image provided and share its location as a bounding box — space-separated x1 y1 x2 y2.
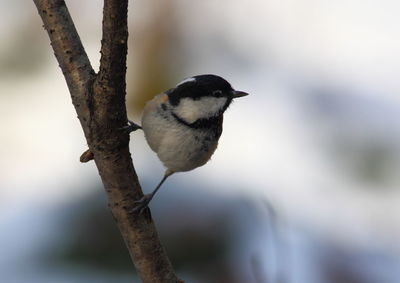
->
1 0 400 282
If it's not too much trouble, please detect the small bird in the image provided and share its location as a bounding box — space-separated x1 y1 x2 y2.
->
129 74 248 213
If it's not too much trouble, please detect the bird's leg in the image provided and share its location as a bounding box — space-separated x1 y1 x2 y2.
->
119 119 142 133
130 171 174 214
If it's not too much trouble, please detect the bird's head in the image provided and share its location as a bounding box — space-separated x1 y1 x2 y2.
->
166 74 248 124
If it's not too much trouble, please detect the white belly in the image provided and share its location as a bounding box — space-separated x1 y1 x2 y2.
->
141 94 218 172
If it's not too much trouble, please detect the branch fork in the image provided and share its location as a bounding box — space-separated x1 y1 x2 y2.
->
33 0 181 281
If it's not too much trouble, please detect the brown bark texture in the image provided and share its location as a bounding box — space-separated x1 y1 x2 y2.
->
32 0 182 282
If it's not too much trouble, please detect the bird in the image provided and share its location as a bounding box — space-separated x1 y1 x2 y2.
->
127 74 248 213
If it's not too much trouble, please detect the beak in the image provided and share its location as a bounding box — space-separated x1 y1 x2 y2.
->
232 90 249 98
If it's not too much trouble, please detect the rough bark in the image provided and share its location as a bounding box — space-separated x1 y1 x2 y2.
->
32 0 182 282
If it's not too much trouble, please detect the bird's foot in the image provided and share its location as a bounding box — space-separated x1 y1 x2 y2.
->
129 194 153 214
119 120 142 133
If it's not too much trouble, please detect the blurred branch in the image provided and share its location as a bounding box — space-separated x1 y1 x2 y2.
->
32 0 182 282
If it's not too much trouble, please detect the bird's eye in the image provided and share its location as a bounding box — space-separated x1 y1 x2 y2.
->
213 90 223 97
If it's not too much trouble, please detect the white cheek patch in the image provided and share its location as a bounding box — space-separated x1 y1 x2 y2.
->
176 77 196 87
173 96 227 123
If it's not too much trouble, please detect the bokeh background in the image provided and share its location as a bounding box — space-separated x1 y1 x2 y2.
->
1 0 400 282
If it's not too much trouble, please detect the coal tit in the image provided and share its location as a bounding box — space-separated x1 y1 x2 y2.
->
130 74 248 213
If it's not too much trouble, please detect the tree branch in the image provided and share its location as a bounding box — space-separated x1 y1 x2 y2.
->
33 0 95 136
33 0 182 282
